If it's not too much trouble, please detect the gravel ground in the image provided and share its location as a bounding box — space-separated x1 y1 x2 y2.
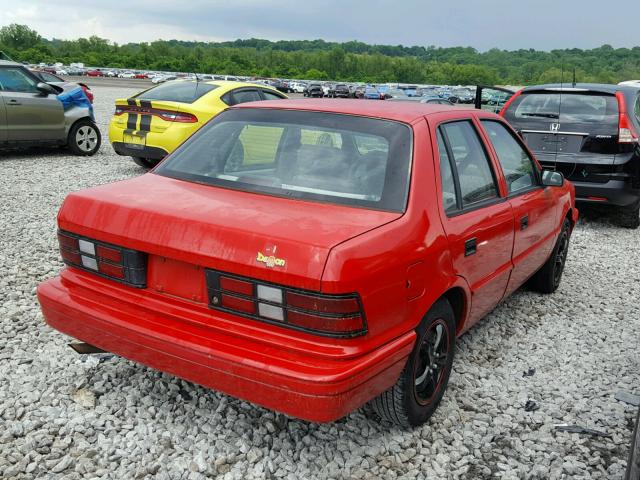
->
0 85 639 480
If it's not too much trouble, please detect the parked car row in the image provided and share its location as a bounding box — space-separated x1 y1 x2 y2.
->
6 61 640 230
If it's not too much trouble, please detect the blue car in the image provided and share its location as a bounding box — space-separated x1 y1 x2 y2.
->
404 85 419 97
363 87 382 100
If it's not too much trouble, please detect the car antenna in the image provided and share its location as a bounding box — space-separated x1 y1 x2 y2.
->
193 71 200 96
572 67 577 87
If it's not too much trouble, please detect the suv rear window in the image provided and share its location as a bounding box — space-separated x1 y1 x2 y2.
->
155 109 412 212
136 81 218 104
508 92 618 124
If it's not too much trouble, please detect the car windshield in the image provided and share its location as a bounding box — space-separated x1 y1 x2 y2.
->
135 81 218 104
155 109 413 212
511 92 618 123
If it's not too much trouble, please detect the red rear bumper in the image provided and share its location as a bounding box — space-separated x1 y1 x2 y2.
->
37 270 414 422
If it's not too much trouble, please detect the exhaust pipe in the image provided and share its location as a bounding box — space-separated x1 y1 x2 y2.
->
68 342 106 354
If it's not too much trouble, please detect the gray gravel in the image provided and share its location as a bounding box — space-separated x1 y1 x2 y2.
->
1 85 639 480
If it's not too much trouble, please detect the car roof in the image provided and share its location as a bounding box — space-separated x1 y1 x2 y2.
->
158 79 282 95
233 98 479 123
0 59 24 67
522 82 640 95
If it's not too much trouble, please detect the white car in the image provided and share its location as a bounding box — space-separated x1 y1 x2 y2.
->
118 71 135 78
151 75 176 84
55 69 68 76
290 82 307 93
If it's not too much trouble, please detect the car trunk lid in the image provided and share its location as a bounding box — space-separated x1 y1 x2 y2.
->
58 174 402 293
114 98 195 135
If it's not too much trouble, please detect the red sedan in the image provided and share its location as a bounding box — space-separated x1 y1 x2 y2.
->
37 100 577 426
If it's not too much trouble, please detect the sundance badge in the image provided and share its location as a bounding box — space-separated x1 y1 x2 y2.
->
256 251 286 268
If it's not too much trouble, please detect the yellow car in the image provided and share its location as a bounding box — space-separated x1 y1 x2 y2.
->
109 80 287 168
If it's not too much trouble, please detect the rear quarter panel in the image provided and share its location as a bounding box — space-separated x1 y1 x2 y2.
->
322 119 462 347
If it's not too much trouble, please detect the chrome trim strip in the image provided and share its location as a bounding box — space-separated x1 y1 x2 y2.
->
521 130 590 136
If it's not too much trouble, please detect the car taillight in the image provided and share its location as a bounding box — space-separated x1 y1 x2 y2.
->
206 270 366 337
57 231 147 287
616 91 639 144
157 111 198 123
113 105 197 123
80 85 94 104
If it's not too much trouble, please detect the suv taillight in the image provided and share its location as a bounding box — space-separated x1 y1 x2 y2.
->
57 231 147 287
206 270 367 337
616 91 639 144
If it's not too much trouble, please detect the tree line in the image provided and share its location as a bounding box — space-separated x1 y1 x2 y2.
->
1 24 639 85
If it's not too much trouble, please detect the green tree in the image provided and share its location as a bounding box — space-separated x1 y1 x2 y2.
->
0 24 42 49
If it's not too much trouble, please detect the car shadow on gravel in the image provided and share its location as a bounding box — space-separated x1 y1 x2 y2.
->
578 203 632 228
0 146 75 160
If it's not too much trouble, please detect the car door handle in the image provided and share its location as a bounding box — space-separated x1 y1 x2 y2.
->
6 99 21 105
520 215 529 230
464 238 477 257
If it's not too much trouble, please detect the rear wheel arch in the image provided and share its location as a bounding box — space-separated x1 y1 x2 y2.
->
441 287 467 334
565 207 577 230
415 286 468 335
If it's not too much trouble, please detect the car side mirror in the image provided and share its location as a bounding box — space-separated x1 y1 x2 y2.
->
541 170 564 187
36 82 60 95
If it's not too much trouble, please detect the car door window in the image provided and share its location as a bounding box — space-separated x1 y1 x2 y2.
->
440 121 499 208
0 67 39 93
635 95 640 123
436 130 459 214
481 120 539 194
261 90 285 101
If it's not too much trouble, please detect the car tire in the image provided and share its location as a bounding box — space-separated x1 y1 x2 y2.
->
131 157 158 169
368 298 456 427
528 218 571 294
619 205 640 229
67 120 101 156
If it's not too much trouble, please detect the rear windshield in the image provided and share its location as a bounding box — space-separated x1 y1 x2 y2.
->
135 81 218 103
507 92 618 124
155 109 413 212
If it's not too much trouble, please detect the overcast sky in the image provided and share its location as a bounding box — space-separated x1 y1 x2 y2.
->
2 0 638 51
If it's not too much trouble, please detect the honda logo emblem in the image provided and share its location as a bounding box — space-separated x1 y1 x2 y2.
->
550 123 560 133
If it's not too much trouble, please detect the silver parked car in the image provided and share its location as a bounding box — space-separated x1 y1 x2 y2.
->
0 60 100 155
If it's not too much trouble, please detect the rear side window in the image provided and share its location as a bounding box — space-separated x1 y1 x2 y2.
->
509 92 618 124
436 130 458 214
155 109 412 212
0 67 39 93
231 89 262 105
223 89 263 106
261 90 285 101
481 120 538 194
136 82 217 103
440 121 498 208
